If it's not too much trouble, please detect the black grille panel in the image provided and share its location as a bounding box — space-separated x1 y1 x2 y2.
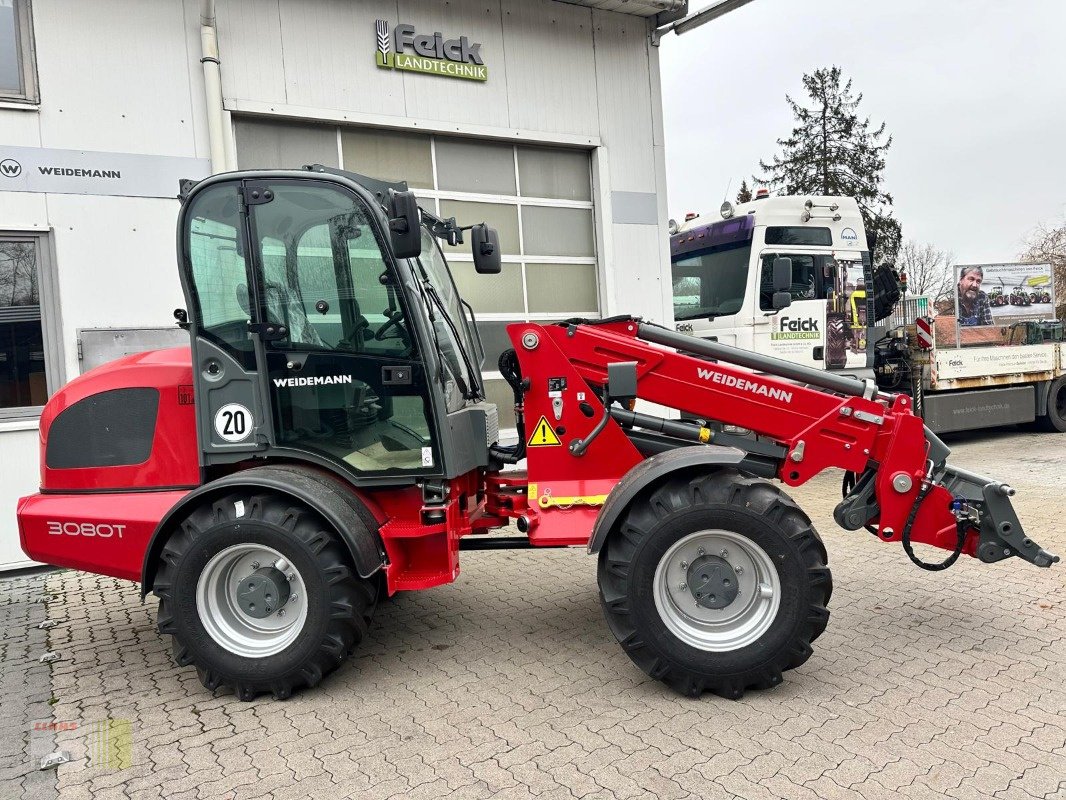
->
46 388 159 469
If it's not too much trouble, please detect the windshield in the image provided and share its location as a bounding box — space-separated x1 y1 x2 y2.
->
671 242 752 320
414 227 482 403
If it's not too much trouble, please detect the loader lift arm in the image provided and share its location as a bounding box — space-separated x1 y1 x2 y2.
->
514 318 1058 569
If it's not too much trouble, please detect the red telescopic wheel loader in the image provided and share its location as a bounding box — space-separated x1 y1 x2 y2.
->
18 167 1058 701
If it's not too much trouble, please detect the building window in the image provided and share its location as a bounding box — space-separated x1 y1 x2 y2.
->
235 120 599 432
0 0 38 103
0 233 59 418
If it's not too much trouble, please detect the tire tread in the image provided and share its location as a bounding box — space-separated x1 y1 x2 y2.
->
154 491 376 701
598 469 832 699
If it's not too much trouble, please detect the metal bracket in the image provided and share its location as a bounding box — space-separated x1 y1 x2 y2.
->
834 469 880 530
853 409 884 425
39 752 71 771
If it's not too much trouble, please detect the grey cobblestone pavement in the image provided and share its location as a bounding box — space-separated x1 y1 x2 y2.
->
2 428 1064 799
0 570 60 800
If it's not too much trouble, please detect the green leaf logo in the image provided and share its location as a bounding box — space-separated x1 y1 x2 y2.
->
375 20 393 67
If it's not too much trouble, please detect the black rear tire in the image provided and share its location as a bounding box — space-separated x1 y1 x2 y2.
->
1035 377 1066 433
154 491 377 700
598 470 831 699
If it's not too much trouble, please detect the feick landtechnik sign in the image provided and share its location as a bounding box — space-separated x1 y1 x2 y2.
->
375 19 487 82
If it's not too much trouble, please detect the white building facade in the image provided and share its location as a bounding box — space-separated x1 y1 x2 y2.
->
0 0 681 569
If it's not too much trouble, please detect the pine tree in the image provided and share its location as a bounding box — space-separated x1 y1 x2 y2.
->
758 66 901 264
736 180 752 204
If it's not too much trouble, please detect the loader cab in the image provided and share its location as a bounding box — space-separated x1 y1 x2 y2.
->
177 167 499 484
670 196 875 373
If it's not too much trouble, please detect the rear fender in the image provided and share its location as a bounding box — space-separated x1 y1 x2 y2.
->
140 464 386 596
588 446 746 554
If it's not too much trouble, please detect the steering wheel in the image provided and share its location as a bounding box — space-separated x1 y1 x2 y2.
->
374 310 405 341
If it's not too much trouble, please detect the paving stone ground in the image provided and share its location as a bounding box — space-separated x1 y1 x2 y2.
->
2 427 1064 799
0 570 60 800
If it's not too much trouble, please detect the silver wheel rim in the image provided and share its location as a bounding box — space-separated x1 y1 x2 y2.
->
653 530 781 652
195 544 308 658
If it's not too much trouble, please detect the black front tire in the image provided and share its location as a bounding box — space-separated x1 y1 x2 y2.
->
153 491 377 700
598 470 832 699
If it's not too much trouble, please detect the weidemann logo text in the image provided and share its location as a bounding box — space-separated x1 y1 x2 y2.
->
274 375 354 388
696 367 793 403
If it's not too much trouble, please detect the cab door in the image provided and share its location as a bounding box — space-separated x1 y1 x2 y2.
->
245 179 440 477
752 251 828 368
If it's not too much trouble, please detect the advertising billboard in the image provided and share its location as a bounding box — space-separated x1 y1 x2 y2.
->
954 262 1055 327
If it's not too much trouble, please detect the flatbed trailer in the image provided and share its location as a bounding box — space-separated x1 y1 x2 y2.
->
875 311 1066 434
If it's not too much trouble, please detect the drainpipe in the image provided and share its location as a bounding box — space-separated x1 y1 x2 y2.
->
200 0 233 173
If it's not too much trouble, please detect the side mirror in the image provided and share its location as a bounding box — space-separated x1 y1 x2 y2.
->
471 224 501 274
772 291 792 310
772 257 792 292
387 189 421 260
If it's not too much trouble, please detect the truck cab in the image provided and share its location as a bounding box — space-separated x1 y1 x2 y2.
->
670 195 881 375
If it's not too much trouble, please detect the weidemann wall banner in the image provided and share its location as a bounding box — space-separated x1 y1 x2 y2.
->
953 262 1056 327
0 146 210 198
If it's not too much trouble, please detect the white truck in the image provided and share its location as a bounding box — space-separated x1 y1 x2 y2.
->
669 194 1066 434
670 193 897 376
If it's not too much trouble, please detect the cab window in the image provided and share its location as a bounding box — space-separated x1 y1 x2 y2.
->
759 254 822 310
185 186 255 369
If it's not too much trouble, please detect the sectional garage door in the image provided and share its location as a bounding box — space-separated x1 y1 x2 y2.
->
235 118 599 430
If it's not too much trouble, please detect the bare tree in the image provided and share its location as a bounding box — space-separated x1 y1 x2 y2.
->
895 240 954 304
1019 220 1066 320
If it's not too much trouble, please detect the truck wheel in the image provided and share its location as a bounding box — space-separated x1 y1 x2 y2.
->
153 492 377 700
1035 377 1066 433
598 470 831 699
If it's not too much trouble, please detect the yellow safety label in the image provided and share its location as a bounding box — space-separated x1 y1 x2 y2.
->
527 416 562 447
537 489 609 509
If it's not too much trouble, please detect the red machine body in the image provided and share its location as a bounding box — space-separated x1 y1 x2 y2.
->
20 319 990 590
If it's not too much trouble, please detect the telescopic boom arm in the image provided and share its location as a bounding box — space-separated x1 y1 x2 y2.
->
517 319 1057 569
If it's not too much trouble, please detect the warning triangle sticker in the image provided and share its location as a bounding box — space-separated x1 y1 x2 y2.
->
527 416 562 447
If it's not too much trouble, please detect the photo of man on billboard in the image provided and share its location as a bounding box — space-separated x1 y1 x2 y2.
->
953 262 1056 328
956 266 993 327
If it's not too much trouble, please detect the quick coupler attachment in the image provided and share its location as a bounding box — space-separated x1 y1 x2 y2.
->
940 464 1059 568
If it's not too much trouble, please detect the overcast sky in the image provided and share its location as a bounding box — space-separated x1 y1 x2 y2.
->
659 0 1066 264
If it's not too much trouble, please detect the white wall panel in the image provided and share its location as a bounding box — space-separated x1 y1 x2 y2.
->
0 425 41 571
45 195 185 380
0 107 41 146
592 10 655 192
32 0 198 156
500 0 598 136
396 0 510 129
277 0 405 116
606 223 669 324
215 0 289 104
0 191 47 229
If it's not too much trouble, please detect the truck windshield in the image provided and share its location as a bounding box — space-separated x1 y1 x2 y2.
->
414 227 482 403
672 242 752 320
